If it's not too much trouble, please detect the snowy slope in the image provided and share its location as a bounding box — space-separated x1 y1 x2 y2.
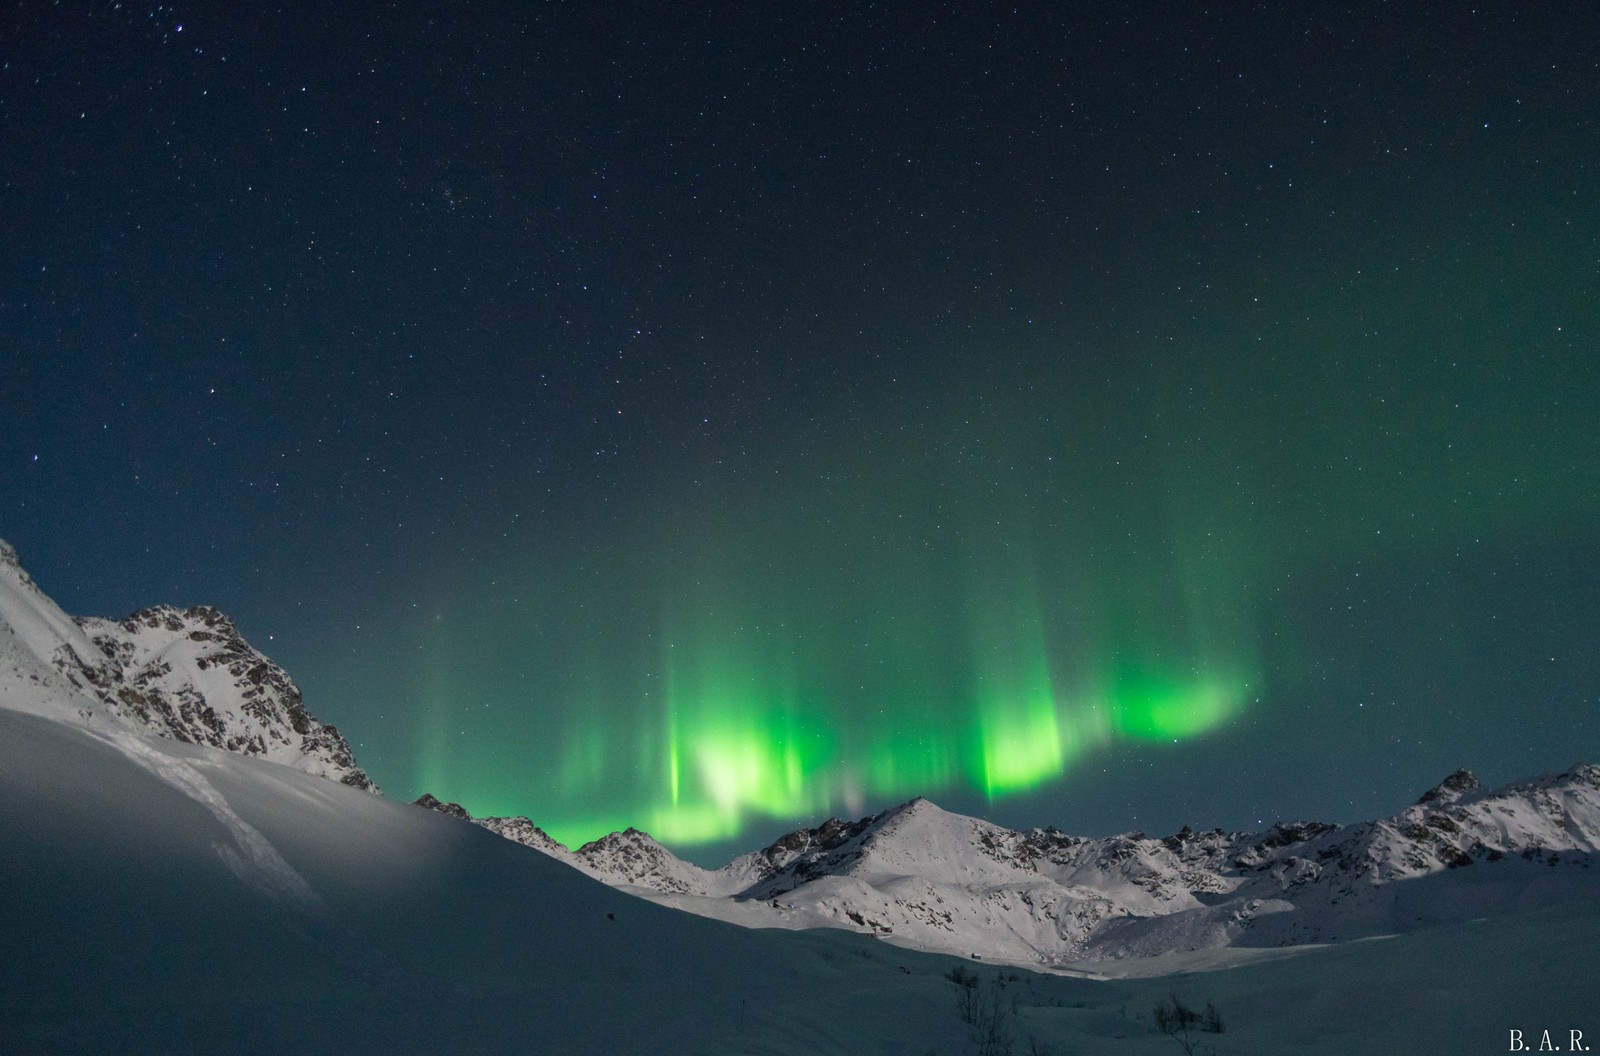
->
0 538 121 717
0 705 975 1055
417 792 744 894
0 538 374 789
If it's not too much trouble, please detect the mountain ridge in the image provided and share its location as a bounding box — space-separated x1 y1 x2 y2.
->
420 761 1600 968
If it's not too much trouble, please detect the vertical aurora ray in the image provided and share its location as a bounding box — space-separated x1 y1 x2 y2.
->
861 737 959 800
667 715 681 806
964 547 1069 797
642 590 839 842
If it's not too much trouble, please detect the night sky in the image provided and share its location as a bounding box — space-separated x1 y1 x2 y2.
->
4 2 1597 865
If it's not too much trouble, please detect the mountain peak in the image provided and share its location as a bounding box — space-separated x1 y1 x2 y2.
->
405 762 1600 967
414 793 473 820
876 795 982 831
1418 768 1482 805
1 542 377 795
71 605 378 791
579 827 667 854
1562 762 1600 787
572 826 717 894
755 811 874 866
115 603 242 639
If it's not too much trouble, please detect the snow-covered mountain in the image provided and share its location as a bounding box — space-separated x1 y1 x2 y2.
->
425 766 1600 970
416 792 751 895
5 536 1599 1053
0 538 374 790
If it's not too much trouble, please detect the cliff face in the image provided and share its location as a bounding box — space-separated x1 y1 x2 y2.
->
0 538 375 791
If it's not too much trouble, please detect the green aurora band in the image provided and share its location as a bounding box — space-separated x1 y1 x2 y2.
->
414 481 1263 850
545 630 1253 849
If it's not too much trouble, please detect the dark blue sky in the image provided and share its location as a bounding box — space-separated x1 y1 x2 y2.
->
4 2 1597 864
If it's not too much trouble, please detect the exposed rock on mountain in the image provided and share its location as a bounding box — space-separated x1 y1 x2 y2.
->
1417 767 1483 805
0 538 374 791
413 794 572 859
413 796 729 892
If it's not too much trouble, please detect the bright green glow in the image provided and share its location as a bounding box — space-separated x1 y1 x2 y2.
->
976 694 1063 796
976 699 1120 796
646 803 743 844
1106 665 1248 740
966 556 1068 796
639 605 840 843
667 733 680 805
691 727 816 813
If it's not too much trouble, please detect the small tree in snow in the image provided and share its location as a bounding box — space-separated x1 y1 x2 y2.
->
1153 993 1224 1055
968 977 1014 1056
950 971 1015 1055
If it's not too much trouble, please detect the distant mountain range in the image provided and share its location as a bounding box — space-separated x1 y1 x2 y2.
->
419 763 1600 969
4 536 1595 975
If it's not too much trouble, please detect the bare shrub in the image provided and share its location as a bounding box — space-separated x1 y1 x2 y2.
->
968 977 1014 1056
947 964 979 989
1153 993 1224 1055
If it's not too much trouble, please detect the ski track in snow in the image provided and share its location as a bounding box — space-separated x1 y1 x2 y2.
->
83 720 322 910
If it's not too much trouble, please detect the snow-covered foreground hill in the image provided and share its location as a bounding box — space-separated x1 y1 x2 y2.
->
0 703 976 1054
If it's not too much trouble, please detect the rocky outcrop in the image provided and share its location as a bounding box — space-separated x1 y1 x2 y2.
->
75 605 376 790
413 794 571 858
1418 768 1483 805
0 538 375 792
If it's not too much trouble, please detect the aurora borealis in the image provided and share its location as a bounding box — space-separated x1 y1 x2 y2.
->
4 3 1597 864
